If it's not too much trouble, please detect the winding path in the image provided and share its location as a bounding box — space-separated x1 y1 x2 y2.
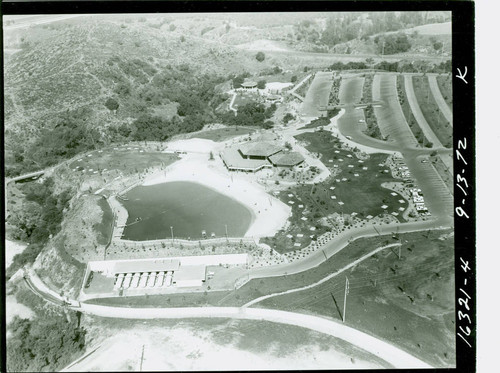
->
428 74 453 125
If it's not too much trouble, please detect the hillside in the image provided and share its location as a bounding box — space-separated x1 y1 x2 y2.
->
4 13 452 178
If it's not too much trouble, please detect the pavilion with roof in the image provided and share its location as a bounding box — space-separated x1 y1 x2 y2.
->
220 141 305 172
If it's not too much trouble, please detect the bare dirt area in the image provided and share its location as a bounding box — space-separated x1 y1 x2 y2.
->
59 194 109 262
67 317 389 371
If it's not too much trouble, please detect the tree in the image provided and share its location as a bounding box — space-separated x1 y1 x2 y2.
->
283 113 295 124
432 40 443 51
104 98 119 111
255 51 266 62
257 80 266 89
291 75 298 83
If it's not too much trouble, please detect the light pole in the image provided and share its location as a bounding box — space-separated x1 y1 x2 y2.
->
170 226 174 242
225 224 228 239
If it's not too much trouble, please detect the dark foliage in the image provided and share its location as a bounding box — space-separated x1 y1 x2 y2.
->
6 177 72 277
7 314 86 372
220 102 276 128
374 33 412 55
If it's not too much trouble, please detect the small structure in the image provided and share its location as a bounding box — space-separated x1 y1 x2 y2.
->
241 81 258 90
221 141 307 172
268 152 305 168
265 94 282 103
238 142 282 160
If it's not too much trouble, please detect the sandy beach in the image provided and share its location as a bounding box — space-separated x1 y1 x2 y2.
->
142 139 291 239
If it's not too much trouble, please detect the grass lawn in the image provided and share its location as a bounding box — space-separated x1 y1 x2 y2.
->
436 75 452 109
95 198 114 245
86 289 229 308
295 131 408 219
412 76 453 148
261 130 409 253
233 92 259 108
258 229 455 368
397 75 432 148
68 146 179 177
188 127 256 142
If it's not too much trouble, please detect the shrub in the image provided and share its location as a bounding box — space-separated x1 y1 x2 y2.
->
255 52 265 62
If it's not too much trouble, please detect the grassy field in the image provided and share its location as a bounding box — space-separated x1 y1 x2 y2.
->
260 130 409 253
68 146 178 177
188 127 256 142
258 228 455 368
436 74 452 109
233 92 259 108
397 75 433 148
412 76 453 148
295 131 408 217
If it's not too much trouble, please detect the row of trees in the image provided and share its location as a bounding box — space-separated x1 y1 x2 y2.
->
328 59 451 74
319 12 448 48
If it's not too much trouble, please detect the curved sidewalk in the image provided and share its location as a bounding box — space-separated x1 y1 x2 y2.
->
77 303 431 369
428 74 452 126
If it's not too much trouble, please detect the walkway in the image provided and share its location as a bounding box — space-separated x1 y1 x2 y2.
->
428 74 452 126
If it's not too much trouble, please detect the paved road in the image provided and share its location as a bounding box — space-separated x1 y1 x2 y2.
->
247 218 451 280
336 74 453 221
75 303 430 369
337 76 402 153
428 74 453 125
403 74 453 177
404 74 444 148
301 72 334 117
